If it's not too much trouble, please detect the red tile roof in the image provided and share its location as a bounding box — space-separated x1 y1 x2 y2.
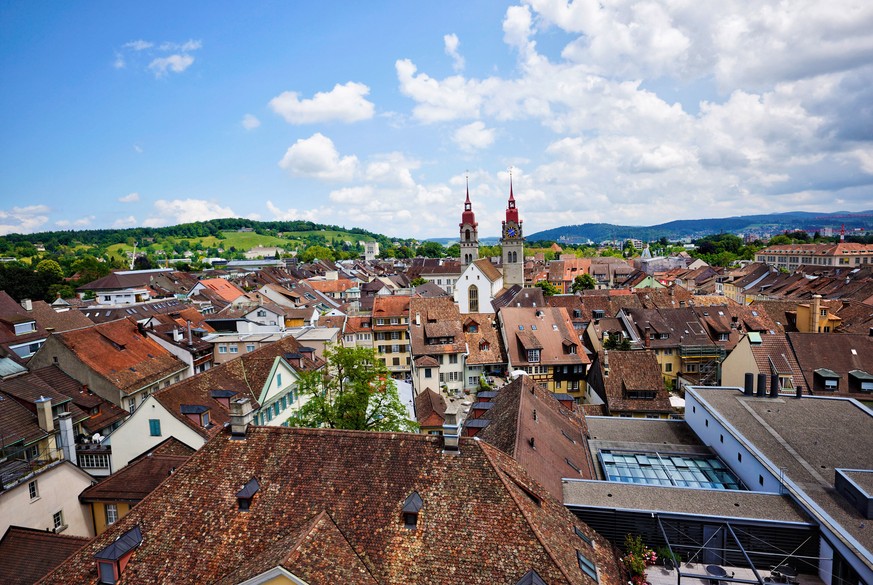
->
199 278 246 302
42 427 621 585
51 318 187 395
80 451 191 503
414 388 446 428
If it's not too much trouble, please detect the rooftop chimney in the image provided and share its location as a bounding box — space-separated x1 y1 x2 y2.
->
757 373 767 397
20 298 32 311
187 320 193 347
36 396 54 433
229 398 254 438
644 325 651 349
58 412 76 465
442 406 460 454
744 373 754 396
770 374 779 398
172 328 182 343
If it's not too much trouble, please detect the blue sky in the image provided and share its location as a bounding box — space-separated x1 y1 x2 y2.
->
2 1 873 239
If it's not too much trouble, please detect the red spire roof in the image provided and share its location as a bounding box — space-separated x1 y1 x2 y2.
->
505 175 519 224
460 177 477 227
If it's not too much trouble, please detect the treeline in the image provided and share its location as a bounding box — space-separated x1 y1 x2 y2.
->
0 218 392 254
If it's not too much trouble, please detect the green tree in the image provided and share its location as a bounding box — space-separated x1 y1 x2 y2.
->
570 273 597 293
534 280 560 297
603 335 631 351
287 345 417 432
410 277 427 286
35 259 64 280
300 245 335 263
417 241 445 258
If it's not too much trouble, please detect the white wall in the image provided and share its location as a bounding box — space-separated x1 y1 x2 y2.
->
106 395 205 470
0 462 94 538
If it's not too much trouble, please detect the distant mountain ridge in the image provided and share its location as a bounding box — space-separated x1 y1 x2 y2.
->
526 210 873 244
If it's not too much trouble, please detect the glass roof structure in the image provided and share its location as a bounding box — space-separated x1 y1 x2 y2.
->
599 450 743 489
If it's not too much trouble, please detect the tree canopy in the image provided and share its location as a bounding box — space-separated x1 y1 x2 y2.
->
287 345 417 432
534 280 560 297
570 273 597 293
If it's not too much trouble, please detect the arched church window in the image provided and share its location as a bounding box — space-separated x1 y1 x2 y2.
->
468 285 479 313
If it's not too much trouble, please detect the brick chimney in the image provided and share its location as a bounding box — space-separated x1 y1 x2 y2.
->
810 294 822 333
20 298 32 311
36 396 54 433
229 397 254 438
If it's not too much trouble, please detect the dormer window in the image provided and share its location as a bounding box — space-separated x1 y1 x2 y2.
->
13 321 36 335
237 477 260 511
402 491 423 530
181 405 212 427
527 349 541 363
479 341 490 352
95 525 142 584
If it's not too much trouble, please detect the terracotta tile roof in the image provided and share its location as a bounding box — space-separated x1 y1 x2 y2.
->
472 258 502 282
0 291 48 353
464 313 507 366
42 427 621 585
344 316 373 334
198 278 246 302
52 318 188 396
0 526 88 585
76 270 172 292
475 376 595 500
80 451 191 503
0 393 47 450
595 350 672 415
409 298 466 356
414 387 446 427
747 334 805 390
500 307 590 368
0 368 91 428
372 295 412 319
306 277 356 294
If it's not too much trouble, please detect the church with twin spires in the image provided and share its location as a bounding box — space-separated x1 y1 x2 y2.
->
455 178 525 314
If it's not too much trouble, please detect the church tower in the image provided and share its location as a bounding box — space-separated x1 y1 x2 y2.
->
500 175 524 287
459 178 479 270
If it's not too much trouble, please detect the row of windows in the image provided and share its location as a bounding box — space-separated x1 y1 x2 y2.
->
79 453 111 468
374 317 405 326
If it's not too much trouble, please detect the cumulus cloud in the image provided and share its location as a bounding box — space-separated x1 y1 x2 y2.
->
265 201 319 222
241 114 261 130
0 205 50 235
269 82 375 124
55 216 95 228
149 54 195 77
278 133 359 181
117 38 202 78
444 33 465 71
453 121 495 152
118 192 140 203
113 215 138 228
143 199 236 227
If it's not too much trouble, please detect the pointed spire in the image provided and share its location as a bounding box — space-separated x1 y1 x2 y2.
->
509 168 515 203
465 172 471 209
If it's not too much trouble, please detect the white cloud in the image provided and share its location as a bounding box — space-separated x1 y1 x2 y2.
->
113 215 138 228
113 53 125 69
55 216 95 228
118 192 140 203
241 114 261 130
0 205 50 235
124 40 153 51
143 199 236 227
149 54 195 78
395 59 484 123
133 144 143 154
278 133 358 181
444 33 465 71
453 121 495 152
160 40 202 52
265 201 319 222
269 82 375 124
363 152 419 187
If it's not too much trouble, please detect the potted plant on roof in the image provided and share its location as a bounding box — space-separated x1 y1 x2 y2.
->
622 534 657 585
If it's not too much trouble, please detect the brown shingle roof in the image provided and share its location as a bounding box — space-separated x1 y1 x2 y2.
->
472 257 502 282
80 451 191 503
475 376 594 500
42 427 621 585
414 387 446 427
596 350 672 415
0 526 88 585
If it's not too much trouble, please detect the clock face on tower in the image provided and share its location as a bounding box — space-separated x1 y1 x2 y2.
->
507 226 517 237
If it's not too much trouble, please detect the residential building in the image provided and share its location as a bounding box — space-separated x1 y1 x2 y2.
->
0 292 48 361
755 242 873 271
413 387 447 434
721 333 805 391
787 332 873 397
462 312 507 390
43 425 621 585
585 350 673 418
29 318 188 413
75 269 174 305
409 297 466 396
78 438 193 535
408 258 462 295
372 295 412 378
498 306 589 400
